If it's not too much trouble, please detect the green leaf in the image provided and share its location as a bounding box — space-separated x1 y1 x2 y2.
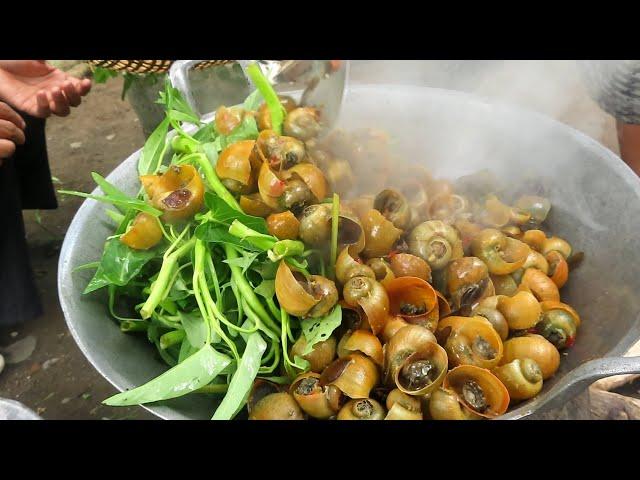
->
105 209 125 225
193 122 216 142
138 117 170 176
91 172 129 199
157 78 200 124
178 338 198 363
212 332 267 419
103 344 232 406
218 115 259 150
300 304 342 355
223 251 260 273
178 311 208 349
253 261 278 280
168 109 200 125
83 265 111 294
195 222 262 251
202 142 219 167
243 89 263 111
293 355 311 371
73 261 100 272
58 190 162 217
99 237 158 286
92 66 118 84
222 116 259 148
204 192 268 233
254 279 275 300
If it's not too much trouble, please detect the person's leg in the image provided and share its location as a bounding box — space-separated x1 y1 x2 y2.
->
617 120 640 176
0 156 43 328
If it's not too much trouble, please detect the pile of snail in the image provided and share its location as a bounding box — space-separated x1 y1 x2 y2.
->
213 96 583 420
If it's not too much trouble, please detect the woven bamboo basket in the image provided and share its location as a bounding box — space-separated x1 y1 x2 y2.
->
87 60 235 74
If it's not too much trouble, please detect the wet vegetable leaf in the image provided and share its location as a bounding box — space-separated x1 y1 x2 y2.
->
243 89 263 111
138 117 170 176
157 79 200 124
300 304 342 355
219 115 259 150
202 142 219 168
212 332 267 420
57 189 162 217
91 172 129 199
178 311 208 349
193 122 216 142
195 222 262 252
253 261 278 280
204 192 268 233
103 344 231 406
178 338 198 363
100 238 158 286
223 251 261 273
83 265 111 294
254 279 275 300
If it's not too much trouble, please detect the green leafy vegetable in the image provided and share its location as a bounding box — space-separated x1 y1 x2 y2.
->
98 238 158 287
138 117 171 176
211 332 267 420
246 63 285 135
243 89 263 111
205 193 268 233
254 280 275 300
178 311 208 349
104 344 231 406
300 305 343 355
58 187 162 217
219 115 259 150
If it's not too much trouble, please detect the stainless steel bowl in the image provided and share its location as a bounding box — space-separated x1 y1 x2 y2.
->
58 84 640 419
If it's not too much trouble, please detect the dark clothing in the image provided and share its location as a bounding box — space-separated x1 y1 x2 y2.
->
0 113 56 327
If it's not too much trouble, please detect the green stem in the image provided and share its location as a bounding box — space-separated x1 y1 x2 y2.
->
195 384 229 394
194 240 240 362
204 249 222 306
120 320 149 333
141 236 196 319
159 330 185 350
259 340 281 374
246 63 284 135
241 298 279 342
225 244 281 336
265 298 281 324
186 152 240 211
228 220 276 251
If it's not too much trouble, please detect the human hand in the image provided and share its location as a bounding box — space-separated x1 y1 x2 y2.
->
0 60 92 118
0 101 26 161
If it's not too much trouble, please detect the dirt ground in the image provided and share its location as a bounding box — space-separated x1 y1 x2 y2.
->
0 61 629 419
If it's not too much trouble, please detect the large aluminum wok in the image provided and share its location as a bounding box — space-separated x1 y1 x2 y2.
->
58 84 640 419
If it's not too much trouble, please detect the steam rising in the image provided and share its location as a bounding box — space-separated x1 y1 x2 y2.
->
326 61 616 217
348 60 617 153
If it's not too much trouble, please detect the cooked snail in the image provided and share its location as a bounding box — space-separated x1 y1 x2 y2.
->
337 398 386 420
501 334 560 380
275 261 338 318
408 220 464 270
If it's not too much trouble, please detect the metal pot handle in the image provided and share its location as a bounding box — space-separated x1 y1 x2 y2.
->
520 356 640 416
